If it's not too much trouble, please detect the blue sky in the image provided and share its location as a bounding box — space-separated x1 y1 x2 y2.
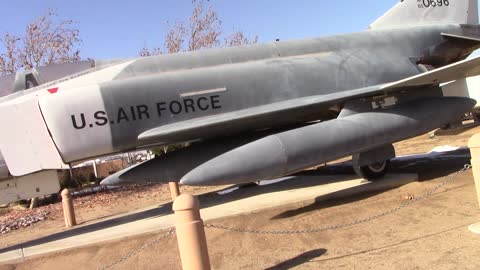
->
1 1 400 59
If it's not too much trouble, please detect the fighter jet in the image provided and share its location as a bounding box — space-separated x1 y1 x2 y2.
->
1 0 480 188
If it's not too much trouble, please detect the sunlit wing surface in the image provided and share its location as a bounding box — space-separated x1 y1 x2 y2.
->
139 56 480 145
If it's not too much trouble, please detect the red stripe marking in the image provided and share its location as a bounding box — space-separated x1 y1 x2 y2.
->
47 87 58 94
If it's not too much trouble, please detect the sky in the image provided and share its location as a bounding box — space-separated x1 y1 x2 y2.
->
0 0 400 59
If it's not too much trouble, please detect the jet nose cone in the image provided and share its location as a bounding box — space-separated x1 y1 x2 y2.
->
179 166 220 186
179 178 194 186
180 135 288 186
462 97 477 111
100 169 132 186
100 175 121 186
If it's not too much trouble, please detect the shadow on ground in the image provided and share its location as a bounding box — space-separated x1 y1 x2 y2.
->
0 204 172 254
312 222 473 264
0 149 470 254
264 248 327 270
433 123 478 136
272 148 470 220
311 148 470 181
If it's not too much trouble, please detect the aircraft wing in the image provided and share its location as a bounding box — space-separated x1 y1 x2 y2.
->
139 57 480 145
138 91 364 144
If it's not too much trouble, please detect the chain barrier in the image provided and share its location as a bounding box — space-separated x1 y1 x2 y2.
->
96 164 472 268
98 228 175 270
205 164 472 235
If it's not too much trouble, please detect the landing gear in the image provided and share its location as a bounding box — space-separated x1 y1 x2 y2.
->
353 159 390 181
352 144 394 181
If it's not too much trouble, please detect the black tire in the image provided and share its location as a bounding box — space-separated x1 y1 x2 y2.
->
353 160 390 181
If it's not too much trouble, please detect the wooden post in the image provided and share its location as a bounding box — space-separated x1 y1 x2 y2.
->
92 160 98 178
61 189 77 228
29 197 38 209
169 182 181 201
468 134 480 207
468 134 480 234
173 194 211 270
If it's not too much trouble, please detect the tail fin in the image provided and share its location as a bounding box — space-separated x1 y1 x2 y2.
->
369 0 478 29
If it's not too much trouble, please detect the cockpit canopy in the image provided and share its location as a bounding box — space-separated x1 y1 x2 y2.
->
0 60 96 97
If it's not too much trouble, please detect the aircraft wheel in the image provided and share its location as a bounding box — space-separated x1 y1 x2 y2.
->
353 159 390 181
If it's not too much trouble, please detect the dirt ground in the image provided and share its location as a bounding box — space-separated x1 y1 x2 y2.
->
2 125 480 269
0 182 225 249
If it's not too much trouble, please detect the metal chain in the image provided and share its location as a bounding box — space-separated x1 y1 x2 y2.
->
205 164 472 235
96 164 472 269
98 228 175 270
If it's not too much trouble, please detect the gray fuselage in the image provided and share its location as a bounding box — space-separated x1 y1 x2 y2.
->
38 24 472 163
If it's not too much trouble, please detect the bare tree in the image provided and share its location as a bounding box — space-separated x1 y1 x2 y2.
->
139 46 163 57
140 0 257 56
187 1 222 51
225 31 259 47
0 12 81 76
165 21 187 54
0 33 20 75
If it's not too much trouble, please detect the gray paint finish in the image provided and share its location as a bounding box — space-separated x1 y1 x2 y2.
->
2 0 480 184
43 24 478 161
181 97 475 185
36 3 480 164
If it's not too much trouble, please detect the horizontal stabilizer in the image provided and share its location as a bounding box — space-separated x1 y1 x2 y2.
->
381 56 480 90
441 33 480 43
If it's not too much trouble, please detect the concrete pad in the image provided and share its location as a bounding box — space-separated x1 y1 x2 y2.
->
0 173 418 264
0 249 24 264
201 174 418 219
468 222 480 234
22 212 176 259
